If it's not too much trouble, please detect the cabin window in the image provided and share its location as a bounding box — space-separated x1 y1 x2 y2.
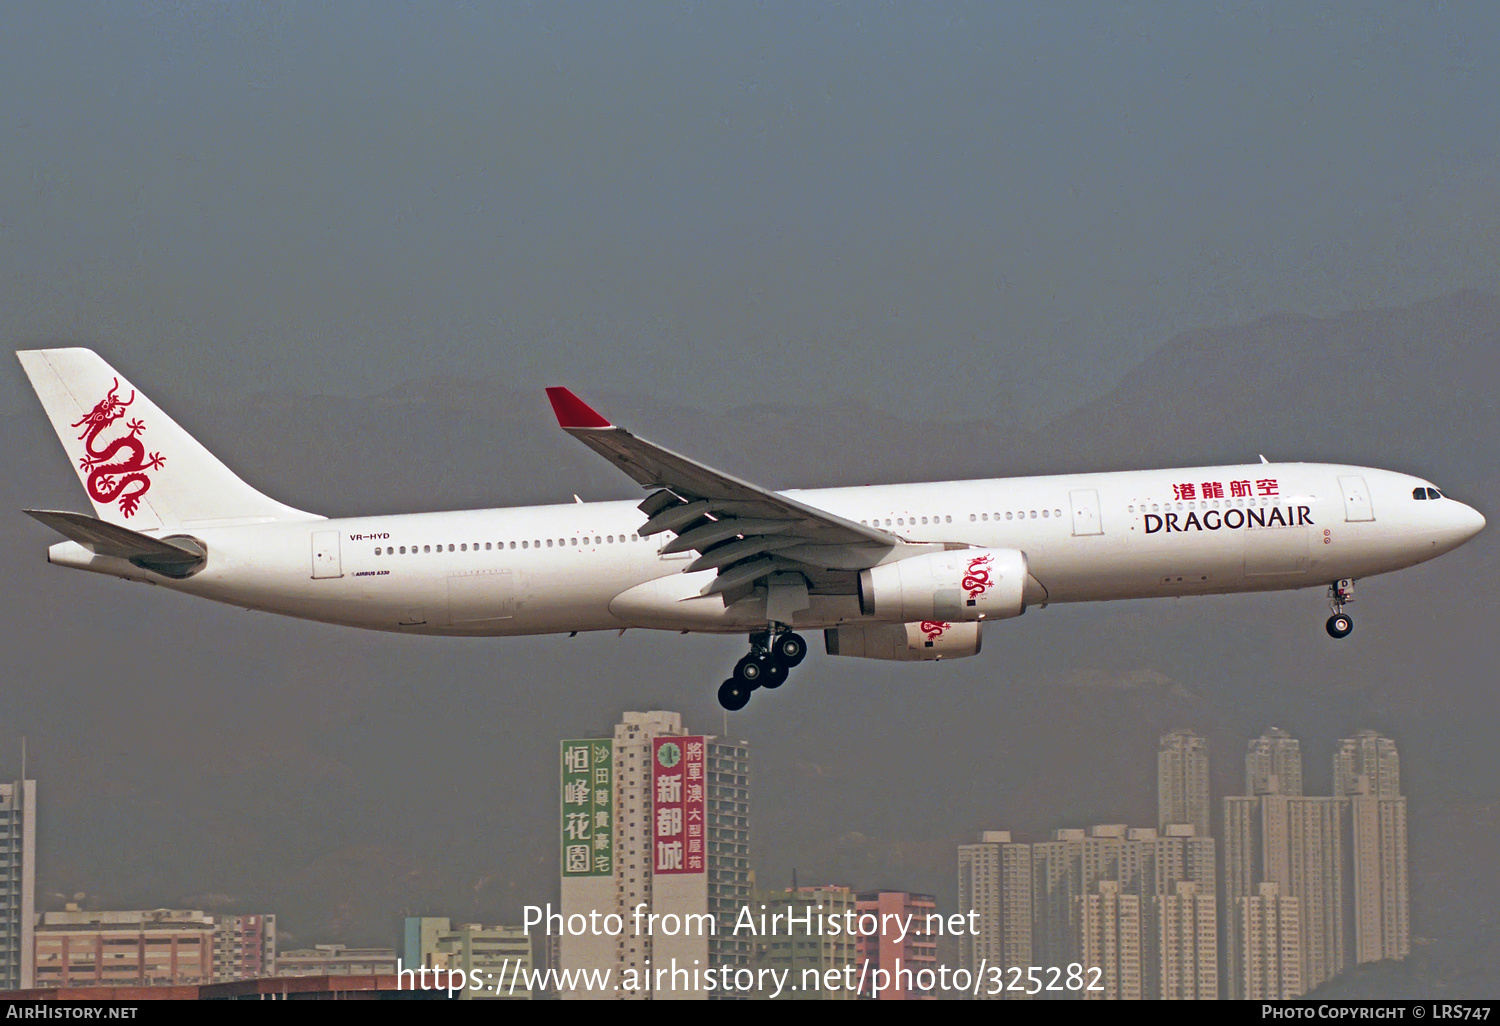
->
1055 509 1062 517
1041 509 1048 518
571 538 578 546
607 535 614 543
632 534 639 541
945 515 952 523
970 514 976 521
423 545 430 553
547 539 554 547
522 541 528 549
460 544 467 551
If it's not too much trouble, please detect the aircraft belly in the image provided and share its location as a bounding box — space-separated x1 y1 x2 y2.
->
609 571 861 632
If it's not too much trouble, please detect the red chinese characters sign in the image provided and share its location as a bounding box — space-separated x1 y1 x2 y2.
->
1174 478 1278 501
652 735 706 875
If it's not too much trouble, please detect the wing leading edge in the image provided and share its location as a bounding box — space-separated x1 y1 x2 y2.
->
545 388 934 598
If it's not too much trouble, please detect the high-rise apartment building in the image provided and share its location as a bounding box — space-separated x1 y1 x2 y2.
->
1225 727 1349 999
1032 828 1086 971
0 779 35 991
1230 794 1347 994
1336 732 1409 965
957 831 1032 997
1080 880 1143 1000
559 711 750 999
1247 728 1303 796
1156 880 1217 999
1334 731 1401 799
1158 731 1210 837
1239 882 1302 999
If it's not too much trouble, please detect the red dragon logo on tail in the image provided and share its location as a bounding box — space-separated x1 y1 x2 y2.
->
71 378 165 518
962 554 995 600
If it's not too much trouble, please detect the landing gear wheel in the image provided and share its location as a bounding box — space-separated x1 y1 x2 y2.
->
773 632 808 667
760 657 788 689
718 679 750 711
1326 614 1353 639
734 653 768 685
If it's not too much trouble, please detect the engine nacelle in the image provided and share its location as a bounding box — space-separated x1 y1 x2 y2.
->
858 547 1028 622
824 621 982 661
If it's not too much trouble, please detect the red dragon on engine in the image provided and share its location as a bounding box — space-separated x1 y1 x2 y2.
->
961 554 995 599
71 378 165 519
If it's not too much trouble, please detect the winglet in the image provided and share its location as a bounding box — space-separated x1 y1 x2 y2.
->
546 387 613 429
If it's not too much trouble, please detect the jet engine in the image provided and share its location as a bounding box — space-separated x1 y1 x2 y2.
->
858 547 1028 622
824 620 981 661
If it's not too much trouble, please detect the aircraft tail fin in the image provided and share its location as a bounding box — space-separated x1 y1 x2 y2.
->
16 348 316 529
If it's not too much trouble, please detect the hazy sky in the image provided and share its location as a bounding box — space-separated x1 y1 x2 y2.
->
3 5 1500 955
3 3 1497 420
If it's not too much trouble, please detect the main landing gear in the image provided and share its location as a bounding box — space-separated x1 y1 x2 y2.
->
1326 579 1355 639
717 628 808 711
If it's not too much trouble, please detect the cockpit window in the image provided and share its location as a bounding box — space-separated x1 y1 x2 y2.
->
1413 488 1427 500
1427 488 1443 499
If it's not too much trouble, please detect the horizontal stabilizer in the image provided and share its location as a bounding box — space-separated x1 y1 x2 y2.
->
25 509 206 576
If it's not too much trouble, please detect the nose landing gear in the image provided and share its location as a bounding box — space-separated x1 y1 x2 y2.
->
1326 579 1355 639
718 627 807 710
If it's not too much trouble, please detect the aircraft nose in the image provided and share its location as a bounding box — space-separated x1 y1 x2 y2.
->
1459 502 1486 541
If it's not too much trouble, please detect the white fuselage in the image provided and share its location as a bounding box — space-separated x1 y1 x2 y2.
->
46 462 1485 637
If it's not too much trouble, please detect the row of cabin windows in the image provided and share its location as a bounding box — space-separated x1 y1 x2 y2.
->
858 510 1064 527
861 515 954 526
1129 497 1274 513
373 534 641 556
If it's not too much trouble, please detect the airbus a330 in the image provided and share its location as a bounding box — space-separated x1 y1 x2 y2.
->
18 349 1485 710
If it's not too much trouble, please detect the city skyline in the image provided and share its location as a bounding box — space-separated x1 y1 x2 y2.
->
0 718 1424 999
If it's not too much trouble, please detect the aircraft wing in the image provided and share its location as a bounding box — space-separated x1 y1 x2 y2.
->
546 388 913 596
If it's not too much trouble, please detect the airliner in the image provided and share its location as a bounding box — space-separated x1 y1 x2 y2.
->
18 348 1485 710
